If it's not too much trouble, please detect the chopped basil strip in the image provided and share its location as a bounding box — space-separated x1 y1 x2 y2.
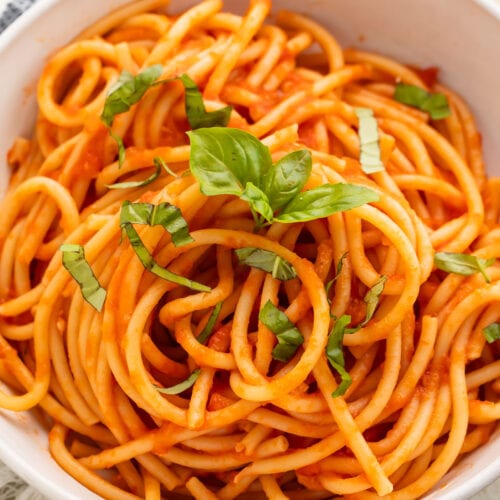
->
197 302 223 344
101 65 163 166
121 223 210 292
326 315 353 397
179 74 232 129
155 369 200 395
483 323 500 344
363 275 387 324
101 65 163 127
434 252 495 283
106 160 163 190
259 300 304 362
154 156 178 178
120 200 193 247
325 252 348 303
235 247 297 281
60 244 106 312
188 127 379 227
355 107 384 174
109 130 126 167
325 276 386 397
394 83 451 120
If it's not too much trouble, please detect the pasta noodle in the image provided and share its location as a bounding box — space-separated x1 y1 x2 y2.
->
0 0 499 498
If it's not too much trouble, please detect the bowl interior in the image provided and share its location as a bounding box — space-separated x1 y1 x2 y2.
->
0 0 499 498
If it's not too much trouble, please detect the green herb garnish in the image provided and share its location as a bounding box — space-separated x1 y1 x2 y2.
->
155 369 201 395
434 252 495 283
197 302 223 344
326 314 353 397
179 74 232 129
120 200 193 247
259 300 304 362
483 323 500 344
120 201 210 292
235 248 297 281
101 68 232 165
60 244 107 312
326 275 387 396
355 107 384 174
188 127 379 228
394 83 451 120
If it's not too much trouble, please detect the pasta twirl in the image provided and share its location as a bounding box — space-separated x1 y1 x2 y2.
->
0 0 499 498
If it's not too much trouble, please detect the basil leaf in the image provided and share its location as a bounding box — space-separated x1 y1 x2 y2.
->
259 300 304 362
325 252 348 303
355 107 384 174
235 247 297 281
363 275 387 325
483 323 500 344
106 160 163 190
274 184 379 223
101 65 163 127
120 200 193 247
101 65 163 166
109 130 126 167
262 149 312 211
434 252 495 283
121 223 209 292
197 302 223 344
155 369 200 395
154 156 178 178
60 244 107 312
188 127 272 196
240 182 274 223
326 314 353 397
179 74 232 129
394 83 451 120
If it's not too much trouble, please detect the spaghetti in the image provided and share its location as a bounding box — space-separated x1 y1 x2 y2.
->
0 0 499 498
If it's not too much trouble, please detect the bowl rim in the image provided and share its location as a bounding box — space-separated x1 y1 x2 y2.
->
0 0 499 499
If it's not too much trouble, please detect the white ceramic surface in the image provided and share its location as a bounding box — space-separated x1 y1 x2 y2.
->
0 0 499 499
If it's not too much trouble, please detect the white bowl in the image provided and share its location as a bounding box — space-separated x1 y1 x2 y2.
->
0 0 499 498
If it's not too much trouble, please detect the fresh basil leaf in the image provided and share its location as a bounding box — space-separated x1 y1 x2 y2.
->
355 107 384 174
483 323 500 344
326 314 353 397
394 83 451 120
241 182 274 223
274 184 379 223
60 244 107 312
262 149 312 211
259 300 304 362
363 275 387 325
154 156 178 178
106 160 163 190
120 200 193 247
101 65 163 127
434 252 495 283
155 369 201 395
121 223 210 292
235 247 297 281
197 302 223 344
179 74 232 129
188 127 272 196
